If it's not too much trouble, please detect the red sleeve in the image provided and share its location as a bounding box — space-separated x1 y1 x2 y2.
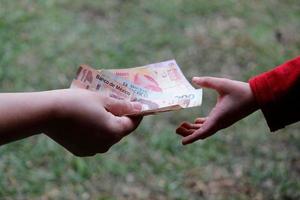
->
249 56 300 132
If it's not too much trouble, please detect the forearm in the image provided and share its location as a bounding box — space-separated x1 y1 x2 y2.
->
0 91 57 145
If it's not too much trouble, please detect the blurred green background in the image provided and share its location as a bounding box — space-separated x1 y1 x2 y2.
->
0 0 300 199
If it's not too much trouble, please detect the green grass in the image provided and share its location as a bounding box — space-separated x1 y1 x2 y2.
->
0 0 300 199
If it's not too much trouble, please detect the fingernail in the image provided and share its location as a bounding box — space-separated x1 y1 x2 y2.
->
131 102 142 111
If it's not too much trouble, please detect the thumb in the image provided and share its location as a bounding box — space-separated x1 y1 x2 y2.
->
114 115 143 137
105 97 142 116
192 77 226 91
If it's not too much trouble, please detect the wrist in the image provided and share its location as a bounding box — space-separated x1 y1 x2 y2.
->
40 89 71 133
245 83 259 113
0 91 62 145
28 90 61 134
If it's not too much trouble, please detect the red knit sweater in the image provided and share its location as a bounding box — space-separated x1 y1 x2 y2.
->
249 56 300 131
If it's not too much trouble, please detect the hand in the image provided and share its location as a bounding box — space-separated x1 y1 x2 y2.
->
45 89 143 156
176 77 258 145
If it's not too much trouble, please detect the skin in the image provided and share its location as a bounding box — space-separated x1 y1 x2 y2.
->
0 89 142 156
176 76 259 145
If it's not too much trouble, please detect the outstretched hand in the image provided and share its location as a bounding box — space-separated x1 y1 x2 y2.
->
176 77 258 145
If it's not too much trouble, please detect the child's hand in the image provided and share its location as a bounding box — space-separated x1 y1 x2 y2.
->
176 77 258 145
45 89 142 156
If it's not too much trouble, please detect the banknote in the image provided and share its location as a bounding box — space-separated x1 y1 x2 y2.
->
71 64 136 101
71 60 202 115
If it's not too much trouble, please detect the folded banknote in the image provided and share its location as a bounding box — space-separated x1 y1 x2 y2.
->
70 60 202 115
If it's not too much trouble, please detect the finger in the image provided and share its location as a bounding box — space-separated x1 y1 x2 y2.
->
180 121 203 129
105 97 142 116
182 118 217 145
176 126 196 137
192 77 227 91
194 117 207 124
113 115 143 137
176 121 203 137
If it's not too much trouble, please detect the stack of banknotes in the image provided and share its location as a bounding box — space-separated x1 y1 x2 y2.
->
70 60 202 115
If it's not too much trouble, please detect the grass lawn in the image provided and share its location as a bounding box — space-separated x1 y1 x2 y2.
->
0 0 300 199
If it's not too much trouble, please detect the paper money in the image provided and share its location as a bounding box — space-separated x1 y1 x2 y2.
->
71 60 202 115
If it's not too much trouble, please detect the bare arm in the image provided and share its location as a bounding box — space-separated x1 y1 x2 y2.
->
0 91 56 144
0 89 142 156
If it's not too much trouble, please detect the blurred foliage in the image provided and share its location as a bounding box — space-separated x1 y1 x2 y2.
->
0 0 299 199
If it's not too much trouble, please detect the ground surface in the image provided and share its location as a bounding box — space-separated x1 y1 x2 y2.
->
0 0 299 199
